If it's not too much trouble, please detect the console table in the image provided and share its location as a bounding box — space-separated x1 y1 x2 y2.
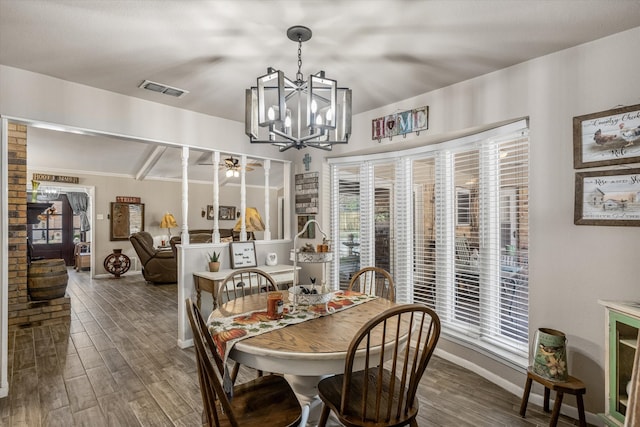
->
193 264 300 309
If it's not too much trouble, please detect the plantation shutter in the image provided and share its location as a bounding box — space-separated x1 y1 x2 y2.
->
329 119 529 363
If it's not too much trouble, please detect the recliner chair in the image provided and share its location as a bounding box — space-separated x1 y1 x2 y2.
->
129 231 177 284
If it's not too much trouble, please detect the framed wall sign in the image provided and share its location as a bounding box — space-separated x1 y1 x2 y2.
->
295 172 319 214
110 202 145 240
219 205 236 220
573 104 640 168
206 205 215 220
229 241 257 268
574 168 640 226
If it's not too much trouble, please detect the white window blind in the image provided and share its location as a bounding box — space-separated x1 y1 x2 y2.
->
332 165 362 289
329 121 529 363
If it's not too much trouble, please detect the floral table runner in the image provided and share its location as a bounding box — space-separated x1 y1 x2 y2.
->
207 290 377 394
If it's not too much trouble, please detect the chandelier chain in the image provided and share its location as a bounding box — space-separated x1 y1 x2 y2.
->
296 36 303 84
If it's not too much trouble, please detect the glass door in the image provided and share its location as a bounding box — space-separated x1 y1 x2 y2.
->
29 194 78 265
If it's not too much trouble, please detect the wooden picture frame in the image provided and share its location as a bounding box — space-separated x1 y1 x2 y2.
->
573 104 640 168
574 168 640 226
219 205 236 220
110 202 145 240
229 241 257 268
206 205 215 220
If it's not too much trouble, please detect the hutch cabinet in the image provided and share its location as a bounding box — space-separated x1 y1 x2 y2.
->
599 300 640 426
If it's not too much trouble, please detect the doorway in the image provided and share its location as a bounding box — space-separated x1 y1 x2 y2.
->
29 193 82 266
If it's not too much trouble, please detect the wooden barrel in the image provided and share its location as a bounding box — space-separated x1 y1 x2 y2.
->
28 259 69 301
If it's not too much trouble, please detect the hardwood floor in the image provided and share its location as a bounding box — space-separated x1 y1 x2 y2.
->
0 269 588 426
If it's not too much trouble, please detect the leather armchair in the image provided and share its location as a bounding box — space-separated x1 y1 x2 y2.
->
129 231 177 284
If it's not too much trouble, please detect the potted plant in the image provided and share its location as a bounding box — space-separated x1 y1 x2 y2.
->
208 251 221 272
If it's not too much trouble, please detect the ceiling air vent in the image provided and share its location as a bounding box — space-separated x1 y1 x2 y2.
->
138 80 189 98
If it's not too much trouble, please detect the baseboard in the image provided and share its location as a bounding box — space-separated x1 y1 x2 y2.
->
434 348 600 426
177 338 193 349
93 271 143 279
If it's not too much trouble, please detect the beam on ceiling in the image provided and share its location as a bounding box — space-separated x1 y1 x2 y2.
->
135 146 167 180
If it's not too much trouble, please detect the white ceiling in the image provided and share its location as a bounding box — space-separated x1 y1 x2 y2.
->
1 0 639 182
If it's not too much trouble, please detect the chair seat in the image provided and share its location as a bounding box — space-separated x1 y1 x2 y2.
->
215 375 301 427
318 368 418 427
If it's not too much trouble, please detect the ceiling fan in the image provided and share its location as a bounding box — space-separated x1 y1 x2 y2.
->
221 156 262 177
196 153 262 174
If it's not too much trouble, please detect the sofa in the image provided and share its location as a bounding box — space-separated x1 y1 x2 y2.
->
169 229 241 259
129 231 177 284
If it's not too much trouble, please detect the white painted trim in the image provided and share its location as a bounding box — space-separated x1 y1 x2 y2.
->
434 347 600 425
93 271 143 279
0 118 9 398
177 338 193 349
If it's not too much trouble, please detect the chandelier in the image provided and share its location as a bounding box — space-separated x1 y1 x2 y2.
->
245 25 352 152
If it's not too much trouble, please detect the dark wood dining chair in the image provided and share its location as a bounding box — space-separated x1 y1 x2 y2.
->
185 298 302 427
216 268 278 307
317 304 441 427
216 268 278 383
347 266 395 302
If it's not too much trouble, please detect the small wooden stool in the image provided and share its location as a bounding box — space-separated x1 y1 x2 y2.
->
519 368 586 427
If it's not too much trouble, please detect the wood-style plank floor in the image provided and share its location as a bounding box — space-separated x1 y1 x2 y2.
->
0 269 588 426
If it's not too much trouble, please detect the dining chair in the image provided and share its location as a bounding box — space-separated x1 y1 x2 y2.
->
216 268 278 382
347 266 395 302
185 298 302 427
216 268 278 307
317 304 441 427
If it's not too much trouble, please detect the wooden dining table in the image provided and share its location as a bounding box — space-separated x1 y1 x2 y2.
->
208 292 398 427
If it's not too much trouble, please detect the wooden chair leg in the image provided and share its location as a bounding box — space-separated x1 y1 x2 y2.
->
543 386 551 412
318 405 330 427
519 376 533 417
230 361 240 384
576 393 587 427
549 391 564 427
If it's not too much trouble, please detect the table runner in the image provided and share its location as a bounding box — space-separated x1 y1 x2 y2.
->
207 290 377 395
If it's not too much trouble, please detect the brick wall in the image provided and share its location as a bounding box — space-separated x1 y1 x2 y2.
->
7 123 71 328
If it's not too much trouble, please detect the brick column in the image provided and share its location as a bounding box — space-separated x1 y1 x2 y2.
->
7 123 71 328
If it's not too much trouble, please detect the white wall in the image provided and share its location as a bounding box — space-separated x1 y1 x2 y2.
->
295 26 640 414
0 64 294 162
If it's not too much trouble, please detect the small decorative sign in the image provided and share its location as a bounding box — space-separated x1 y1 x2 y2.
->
32 173 79 184
295 172 319 214
372 106 429 141
116 196 141 203
229 241 257 268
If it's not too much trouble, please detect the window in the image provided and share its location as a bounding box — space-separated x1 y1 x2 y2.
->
330 120 529 364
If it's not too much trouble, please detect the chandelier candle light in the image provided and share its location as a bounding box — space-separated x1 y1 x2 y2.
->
245 25 352 151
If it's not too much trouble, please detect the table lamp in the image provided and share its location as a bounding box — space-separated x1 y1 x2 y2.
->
160 212 178 238
233 207 265 239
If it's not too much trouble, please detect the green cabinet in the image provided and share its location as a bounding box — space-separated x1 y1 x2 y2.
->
600 301 640 426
